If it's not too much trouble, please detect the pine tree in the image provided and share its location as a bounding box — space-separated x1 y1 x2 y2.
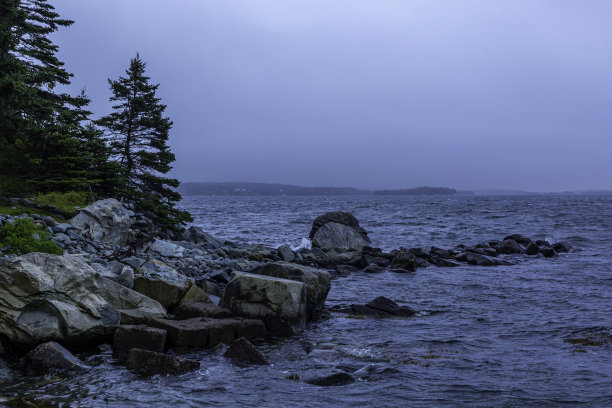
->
0 0 109 195
97 54 191 231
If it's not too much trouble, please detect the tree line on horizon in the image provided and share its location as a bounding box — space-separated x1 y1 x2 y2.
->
0 0 191 231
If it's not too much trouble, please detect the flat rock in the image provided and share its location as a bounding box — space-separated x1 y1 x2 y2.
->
173 302 232 320
113 325 167 363
124 348 200 375
224 337 268 365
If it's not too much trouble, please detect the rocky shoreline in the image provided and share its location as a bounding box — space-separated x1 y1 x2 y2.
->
0 199 570 385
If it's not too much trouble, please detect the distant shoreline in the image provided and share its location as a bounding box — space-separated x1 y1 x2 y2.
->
178 182 612 197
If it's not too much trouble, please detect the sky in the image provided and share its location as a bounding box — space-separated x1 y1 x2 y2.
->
50 0 612 192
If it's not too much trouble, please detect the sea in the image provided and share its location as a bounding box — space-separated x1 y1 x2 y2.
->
1 195 611 407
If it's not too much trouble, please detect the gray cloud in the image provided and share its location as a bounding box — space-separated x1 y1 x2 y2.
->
51 0 612 191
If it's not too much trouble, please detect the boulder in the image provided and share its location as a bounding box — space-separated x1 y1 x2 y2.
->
250 262 331 320
224 337 268 365
187 226 224 248
496 239 523 255
124 349 200 375
0 253 167 350
503 234 532 246
148 239 184 258
540 247 555 258
364 296 415 317
222 272 306 335
305 370 355 386
113 325 167 363
69 198 131 246
90 260 134 288
21 341 89 376
465 252 501 266
277 245 295 262
309 212 371 251
553 242 570 253
133 259 198 310
525 242 540 256
390 252 417 272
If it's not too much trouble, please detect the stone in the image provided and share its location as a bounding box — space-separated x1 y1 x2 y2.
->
69 198 131 246
91 260 134 288
188 226 224 248
305 370 355 386
121 257 145 270
525 242 540 255
503 234 532 246
210 270 231 284
148 239 185 258
428 256 462 267
430 247 455 259
124 349 200 375
173 302 232 320
250 262 331 320
540 247 555 258
309 212 371 251
53 232 71 244
277 244 295 262
149 317 266 349
465 252 501 266
553 242 570 253
222 272 306 335
52 223 73 234
365 296 415 317
21 341 89 376
224 337 268 365
113 325 167 363
0 253 166 350
178 285 211 305
196 279 223 298
390 252 417 272
133 259 196 310
496 239 523 255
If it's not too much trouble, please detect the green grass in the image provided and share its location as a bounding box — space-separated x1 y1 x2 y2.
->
34 191 91 214
0 205 66 222
0 217 63 255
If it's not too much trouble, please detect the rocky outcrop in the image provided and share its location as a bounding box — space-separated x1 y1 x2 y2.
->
250 262 331 320
90 260 134 288
0 253 167 349
338 296 415 318
222 272 307 335
69 198 131 246
309 212 371 251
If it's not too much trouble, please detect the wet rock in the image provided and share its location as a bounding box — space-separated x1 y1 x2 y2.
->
430 246 455 259
173 302 232 320
496 239 523 255
365 296 415 317
210 270 231 284
525 242 540 256
309 212 371 251
277 244 295 262
69 198 131 246
390 251 416 272
148 239 184 258
363 264 385 273
21 342 89 376
124 349 200 375
503 234 532 246
465 252 501 266
196 279 223 298
222 272 307 335
188 226 224 249
0 253 166 350
468 246 497 257
553 242 570 253
540 247 555 258
250 262 331 320
149 317 266 348
113 325 167 363
428 256 462 267
224 337 268 365
305 370 355 386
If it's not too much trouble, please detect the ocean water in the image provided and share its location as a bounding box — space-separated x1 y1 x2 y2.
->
2 195 611 407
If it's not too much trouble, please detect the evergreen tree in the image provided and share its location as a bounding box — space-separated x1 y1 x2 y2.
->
97 54 191 231
0 0 107 195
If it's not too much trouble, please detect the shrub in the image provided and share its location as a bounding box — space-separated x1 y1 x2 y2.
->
0 218 63 255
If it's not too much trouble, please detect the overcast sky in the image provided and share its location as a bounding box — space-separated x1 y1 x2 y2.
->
51 0 612 192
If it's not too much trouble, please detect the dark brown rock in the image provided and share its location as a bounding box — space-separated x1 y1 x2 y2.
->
365 296 415 317
390 252 416 272
113 325 167 362
224 337 268 365
305 371 355 386
173 302 232 320
21 342 89 376
496 239 523 255
124 348 200 375
525 242 540 256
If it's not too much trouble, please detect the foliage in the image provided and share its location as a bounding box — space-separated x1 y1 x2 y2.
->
34 191 90 212
96 54 191 231
0 217 63 255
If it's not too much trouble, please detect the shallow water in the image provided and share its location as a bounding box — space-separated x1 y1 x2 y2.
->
2 195 611 407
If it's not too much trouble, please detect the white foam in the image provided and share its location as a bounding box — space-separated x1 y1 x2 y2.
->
290 237 312 251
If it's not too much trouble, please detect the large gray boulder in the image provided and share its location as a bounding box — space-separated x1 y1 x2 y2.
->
133 259 208 310
250 262 331 320
222 272 306 335
0 253 167 349
309 212 371 251
69 198 131 246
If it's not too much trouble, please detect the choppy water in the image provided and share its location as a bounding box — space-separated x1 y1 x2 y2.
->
2 195 611 407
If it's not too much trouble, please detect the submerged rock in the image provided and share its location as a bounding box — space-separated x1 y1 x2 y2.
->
69 198 131 246
224 337 268 365
496 239 523 255
124 348 200 375
250 262 331 320
21 341 89 376
222 272 306 335
304 370 355 386
390 252 417 272
309 212 371 251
